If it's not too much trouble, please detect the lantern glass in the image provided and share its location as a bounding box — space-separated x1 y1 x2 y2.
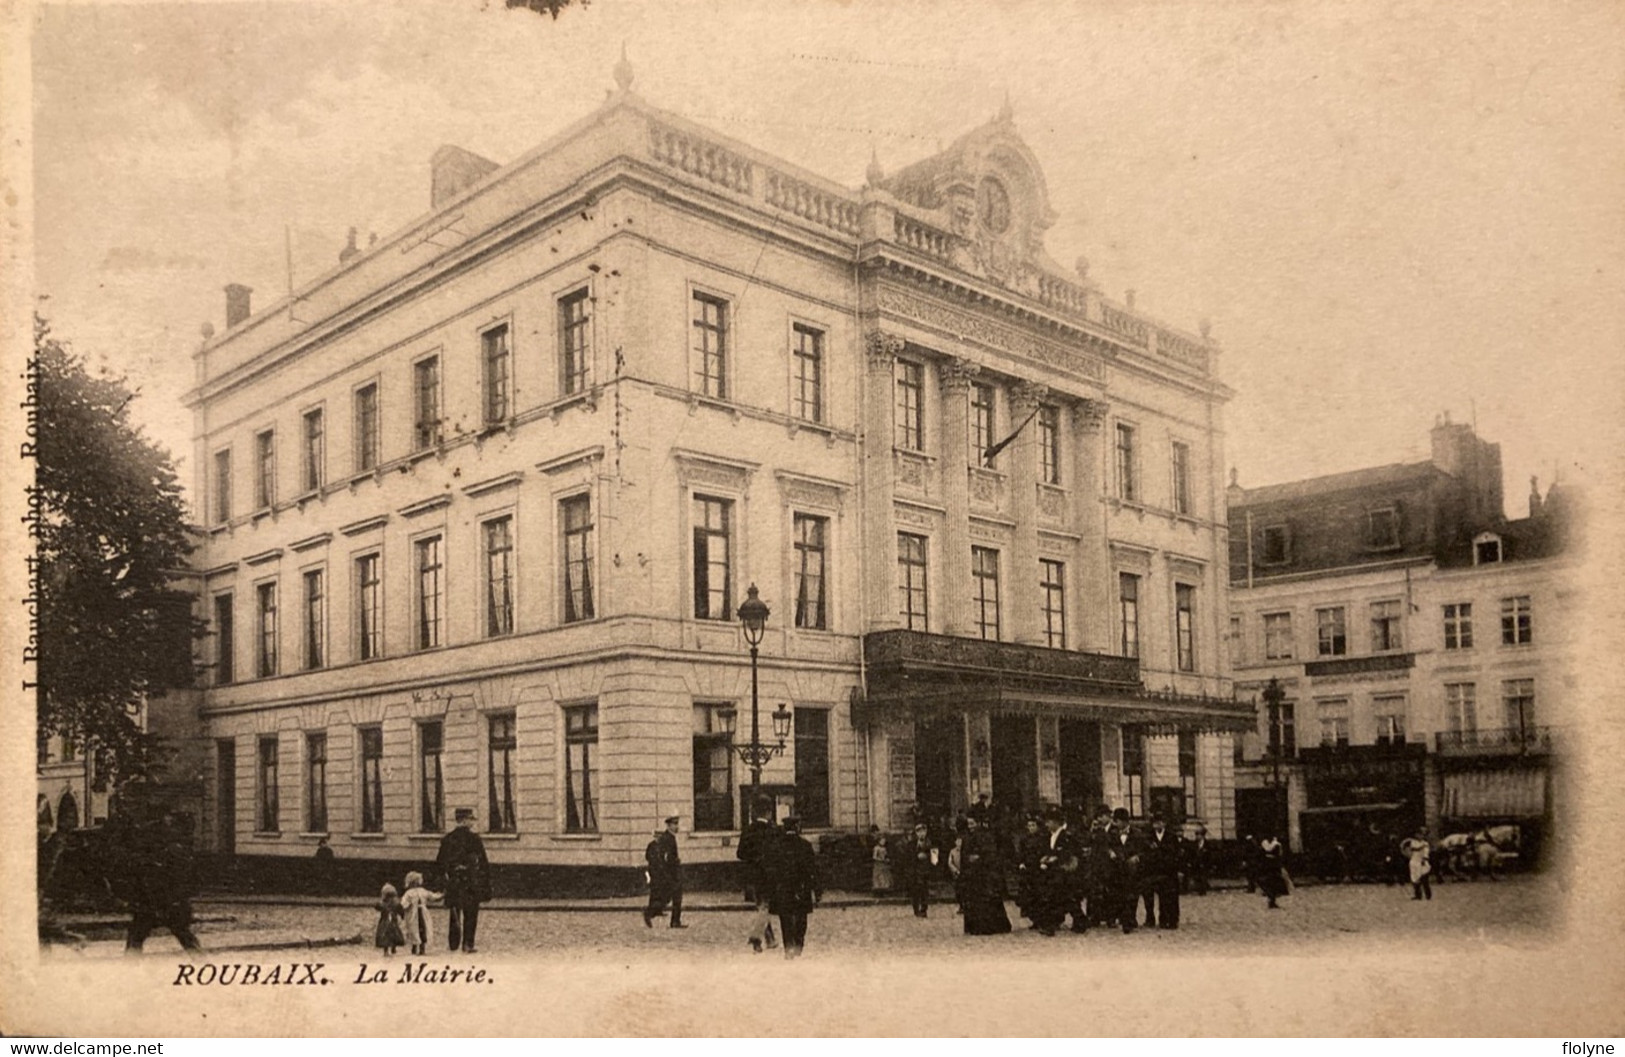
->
738 583 770 646
772 703 792 742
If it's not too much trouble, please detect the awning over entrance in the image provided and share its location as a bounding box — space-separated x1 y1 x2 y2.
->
860 629 1254 732
1298 801 1407 816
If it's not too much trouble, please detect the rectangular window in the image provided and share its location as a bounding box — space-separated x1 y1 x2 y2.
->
1228 615 1243 667
1115 422 1138 501
301 409 324 493
359 727 384 833
1121 728 1145 817
1444 602 1474 650
794 707 830 828
254 429 276 510
483 517 515 637
1318 700 1350 747
302 569 325 670
1040 559 1067 649
1260 525 1290 565
1500 595 1532 645
1370 600 1403 652
1366 507 1399 550
1263 612 1293 660
355 553 381 661
560 289 592 396
1373 696 1407 746
898 532 929 630
1038 405 1061 485
305 732 328 833
894 359 923 450
1119 572 1141 659
257 736 279 832
214 593 235 686
691 495 732 621
415 536 443 650
791 323 823 423
971 382 996 467
413 356 441 451
1171 440 1193 516
561 495 595 623
1316 607 1347 657
488 712 518 834
793 513 828 630
1269 701 1297 756
1178 730 1198 818
482 323 511 425
563 704 598 834
354 383 379 472
692 292 728 399
972 546 1001 641
1176 583 1196 672
418 720 444 833
1445 683 1478 735
213 449 233 524
256 581 278 678
1503 678 1535 734
692 704 736 832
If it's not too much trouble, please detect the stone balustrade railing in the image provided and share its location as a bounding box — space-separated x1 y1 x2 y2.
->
892 212 954 261
1100 303 1150 346
647 121 754 194
765 171 861 235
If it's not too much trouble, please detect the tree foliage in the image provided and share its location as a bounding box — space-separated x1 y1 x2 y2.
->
34 314 200 782
504 0 588 19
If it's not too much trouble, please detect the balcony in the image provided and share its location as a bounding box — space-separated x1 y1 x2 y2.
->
860 629 1256 730
1303 652 1414 678
1435 727 1553 758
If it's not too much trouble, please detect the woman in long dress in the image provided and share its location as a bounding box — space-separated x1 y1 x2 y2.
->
1257 835 1291 909
958 815 1012 935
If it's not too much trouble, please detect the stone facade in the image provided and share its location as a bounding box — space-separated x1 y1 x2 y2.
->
186 73 1244 882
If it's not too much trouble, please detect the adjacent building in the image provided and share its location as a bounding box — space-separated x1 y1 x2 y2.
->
1228 417 1575 864
185 62 1250 886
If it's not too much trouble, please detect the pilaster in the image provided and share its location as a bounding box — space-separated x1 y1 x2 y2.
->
938 357 979 637
863 330 904 631
1073 398 1111 653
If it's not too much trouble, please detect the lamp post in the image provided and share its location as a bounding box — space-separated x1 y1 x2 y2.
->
734 584 791 827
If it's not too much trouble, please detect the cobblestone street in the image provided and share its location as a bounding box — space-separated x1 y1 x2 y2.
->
62 873 1559 960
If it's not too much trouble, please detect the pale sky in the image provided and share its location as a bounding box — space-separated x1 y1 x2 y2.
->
28 0 1625 519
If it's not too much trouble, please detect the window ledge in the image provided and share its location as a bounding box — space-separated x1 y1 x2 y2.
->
484 832 523 841
548 834 603 843
406 833 445 842
251 831 283 839
296 832 332 841
892 447 936 463
347 832 388 841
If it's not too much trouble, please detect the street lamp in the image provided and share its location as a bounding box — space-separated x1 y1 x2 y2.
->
1261 676 1287 838
734 584 791 827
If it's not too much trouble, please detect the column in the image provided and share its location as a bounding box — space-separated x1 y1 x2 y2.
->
1073 398 1112 654
938 357 979 637
1009 380 1047 645
862 331 904 631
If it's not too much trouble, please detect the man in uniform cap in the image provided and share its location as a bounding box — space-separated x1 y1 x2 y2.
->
644 815 686 928
761 816 820 958
436 807 491 952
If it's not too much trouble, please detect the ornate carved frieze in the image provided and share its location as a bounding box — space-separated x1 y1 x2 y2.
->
968 466 1003 511
938 356 981 395
672 448 759 493
1037 483 1066 521
893 449 930 492
775 469 848 513
893 501 941 529
865 329 906 370
874 285 1105 382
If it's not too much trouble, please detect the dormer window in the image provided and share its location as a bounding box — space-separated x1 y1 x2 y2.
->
1474 533 1503 565
1259 524 1290 565
1365 507 1400 550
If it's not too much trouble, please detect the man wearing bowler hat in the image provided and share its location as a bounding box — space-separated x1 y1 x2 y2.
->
436 807 491 953
644 815 686 928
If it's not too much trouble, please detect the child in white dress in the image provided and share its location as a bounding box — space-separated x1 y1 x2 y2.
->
399 870 443 956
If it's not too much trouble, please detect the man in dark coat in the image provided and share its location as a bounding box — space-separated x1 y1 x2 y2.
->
901 822 938 918
736 803 778 950
644 814 686 928
1082 807 1116 927
1102 808 1145 933
118 813 203 953
761 816 820 958
1140 813 1183 929
1183 825 1212 895
1033 806 1084 936
436 807 492 952
1013 815 1048 927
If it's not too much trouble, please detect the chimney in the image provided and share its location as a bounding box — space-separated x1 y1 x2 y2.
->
224 284 253 328
338 226 360 264
1528 476 1543 518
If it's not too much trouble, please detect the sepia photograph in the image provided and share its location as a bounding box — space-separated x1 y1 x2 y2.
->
3 0 1623 1039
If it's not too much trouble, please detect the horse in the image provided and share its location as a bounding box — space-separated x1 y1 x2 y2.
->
1438 825 1521 880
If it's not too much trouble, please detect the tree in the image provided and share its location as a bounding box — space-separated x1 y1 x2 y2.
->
33 314 200 784
504 0 588 18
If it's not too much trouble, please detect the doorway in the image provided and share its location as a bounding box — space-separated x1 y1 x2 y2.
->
990 714 1039 815
1057 719 1103 811
914 714 964 825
